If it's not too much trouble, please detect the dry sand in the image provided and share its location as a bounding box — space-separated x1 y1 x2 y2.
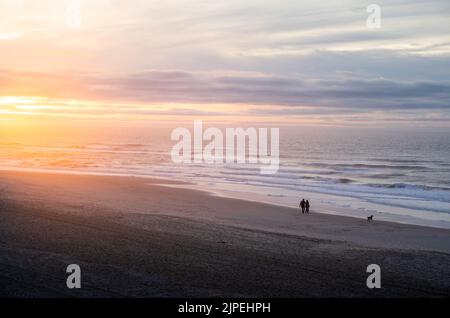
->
0 170 449 297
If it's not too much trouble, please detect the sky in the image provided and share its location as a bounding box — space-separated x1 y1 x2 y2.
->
0 0 449 126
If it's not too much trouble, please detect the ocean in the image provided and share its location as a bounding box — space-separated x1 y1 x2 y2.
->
1 124 450 228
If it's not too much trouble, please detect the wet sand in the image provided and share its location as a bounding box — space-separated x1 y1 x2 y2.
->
0 170 449 297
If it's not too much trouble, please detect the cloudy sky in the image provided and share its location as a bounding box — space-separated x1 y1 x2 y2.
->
0 0 449 126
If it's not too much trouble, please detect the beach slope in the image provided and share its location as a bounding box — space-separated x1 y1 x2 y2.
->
0 171 449 297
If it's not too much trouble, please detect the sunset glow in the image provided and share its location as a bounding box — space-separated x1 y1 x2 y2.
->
1 1 450 301
0 0 449 127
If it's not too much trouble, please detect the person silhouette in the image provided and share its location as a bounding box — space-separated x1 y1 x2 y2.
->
305 200 310 214
299 199 306 214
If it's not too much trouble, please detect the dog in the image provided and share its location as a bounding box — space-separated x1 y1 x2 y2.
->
367 215 374 222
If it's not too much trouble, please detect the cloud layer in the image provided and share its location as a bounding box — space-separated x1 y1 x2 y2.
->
2 69 449 111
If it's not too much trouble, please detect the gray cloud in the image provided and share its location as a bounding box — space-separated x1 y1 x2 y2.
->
3 69 448 111
83 71 450 110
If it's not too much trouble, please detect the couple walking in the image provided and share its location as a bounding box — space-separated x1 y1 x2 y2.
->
299 199 310 214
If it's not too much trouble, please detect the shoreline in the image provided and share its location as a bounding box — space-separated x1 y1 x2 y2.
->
1 169 450 252
1 170 449 297
1 166 450 230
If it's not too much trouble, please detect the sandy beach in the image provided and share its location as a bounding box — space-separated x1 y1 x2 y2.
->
0 170 449 297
